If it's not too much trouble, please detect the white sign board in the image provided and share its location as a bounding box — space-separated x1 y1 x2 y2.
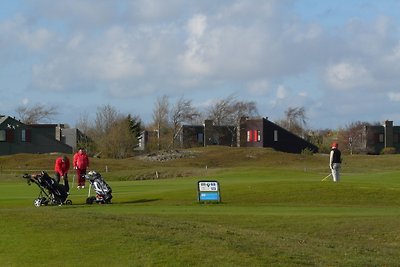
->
198 181 220 202
198 181 219 192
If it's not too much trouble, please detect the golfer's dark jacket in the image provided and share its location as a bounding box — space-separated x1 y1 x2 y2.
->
331 149 342 163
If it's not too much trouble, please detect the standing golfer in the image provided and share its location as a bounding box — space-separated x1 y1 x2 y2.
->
329 142 342 182
55 155 70 193
73 148 89 189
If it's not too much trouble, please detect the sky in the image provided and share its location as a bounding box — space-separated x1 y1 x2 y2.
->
1 0 400 130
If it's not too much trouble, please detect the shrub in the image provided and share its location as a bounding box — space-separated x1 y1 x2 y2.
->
301 148 314 156
380 147 397 154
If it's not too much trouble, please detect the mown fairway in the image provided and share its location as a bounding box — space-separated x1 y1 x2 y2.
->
0 147 399 266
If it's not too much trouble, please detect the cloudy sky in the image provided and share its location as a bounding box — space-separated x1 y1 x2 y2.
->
1 0 400 129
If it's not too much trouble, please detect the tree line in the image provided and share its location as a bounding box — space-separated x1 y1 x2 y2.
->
15 98 380 158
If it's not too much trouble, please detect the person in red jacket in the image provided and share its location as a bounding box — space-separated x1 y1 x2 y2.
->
73 148 89 189
54 155 70 193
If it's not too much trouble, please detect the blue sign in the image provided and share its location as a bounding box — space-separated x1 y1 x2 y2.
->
198 180 221 202
199 192 220 201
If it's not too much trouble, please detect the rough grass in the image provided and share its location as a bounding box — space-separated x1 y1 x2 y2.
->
1 147 400 266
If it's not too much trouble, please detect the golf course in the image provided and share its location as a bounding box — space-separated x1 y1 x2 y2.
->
0 147 399 266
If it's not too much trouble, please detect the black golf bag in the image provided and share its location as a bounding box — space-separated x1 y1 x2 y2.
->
23 171 72 207
84 171 112 204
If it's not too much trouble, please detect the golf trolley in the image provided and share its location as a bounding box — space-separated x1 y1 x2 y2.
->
84 171 112 204
23 171 72 207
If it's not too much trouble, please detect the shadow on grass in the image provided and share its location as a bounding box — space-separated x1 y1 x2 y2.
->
112 198 161 204
63 198 161 207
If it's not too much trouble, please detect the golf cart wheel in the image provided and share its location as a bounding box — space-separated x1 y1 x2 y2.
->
65 199 72 205
33 198 42 207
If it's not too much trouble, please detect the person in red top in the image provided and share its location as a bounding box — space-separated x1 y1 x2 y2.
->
54 155 70 193
73 148 89 189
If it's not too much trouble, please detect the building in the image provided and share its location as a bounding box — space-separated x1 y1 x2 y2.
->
180 120 236 148
177 117 318 153
0 115 72 155
240 117 318 153
60 127 91 152
363 120 400 154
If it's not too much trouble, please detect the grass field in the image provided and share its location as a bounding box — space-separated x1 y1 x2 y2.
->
0 147 400 266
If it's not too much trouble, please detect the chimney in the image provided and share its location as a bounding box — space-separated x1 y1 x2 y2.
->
384 120 393 148
55 124 62 141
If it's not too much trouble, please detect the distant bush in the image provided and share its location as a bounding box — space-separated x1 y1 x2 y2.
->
301 148 314 156
317 144 331 154
381 147 397 154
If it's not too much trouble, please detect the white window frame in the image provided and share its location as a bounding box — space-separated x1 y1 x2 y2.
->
274 130 278 142
0 130 5 141
21 129 26 142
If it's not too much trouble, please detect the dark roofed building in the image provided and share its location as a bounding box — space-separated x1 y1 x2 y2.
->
240 117 318 153
176 117 318 153
0 115 72 155
363 120 400 154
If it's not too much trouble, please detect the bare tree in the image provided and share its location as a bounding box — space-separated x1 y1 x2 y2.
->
231 100 258 146
94 104 121 136
170 96 200 147
81 104 142 158
16 103 58 124
101 116 139 158
207 95 258 125
338 121 381 154
207 95 236 126
152 95 170 150
279 107 308 137
75 111 96 154
206 95 258 146
75 111 92 134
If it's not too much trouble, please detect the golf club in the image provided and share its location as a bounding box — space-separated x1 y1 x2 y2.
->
321 173 332 181
72 174 75 188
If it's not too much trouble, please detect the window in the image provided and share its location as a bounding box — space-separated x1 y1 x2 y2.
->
274 130 278 142
197 133 204 144
0 130 5 141
379 133 384 143
247 130 261 142
21 129 31 142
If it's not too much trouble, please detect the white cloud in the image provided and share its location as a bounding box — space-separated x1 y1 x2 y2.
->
19 28 53 51
0 15 53 51
388 92 400 102
2 0 400 129
85 44 144 81
30 0 115 28
67 33 84 49
276 85 288 99
325 62 372 90
298 91 307 97
187 14 207 38
178 14 211 76
247 80 270 95
32 60 66 91
127 0 185 21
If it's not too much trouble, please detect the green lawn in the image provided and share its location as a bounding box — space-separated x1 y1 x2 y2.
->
0 149 400 266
